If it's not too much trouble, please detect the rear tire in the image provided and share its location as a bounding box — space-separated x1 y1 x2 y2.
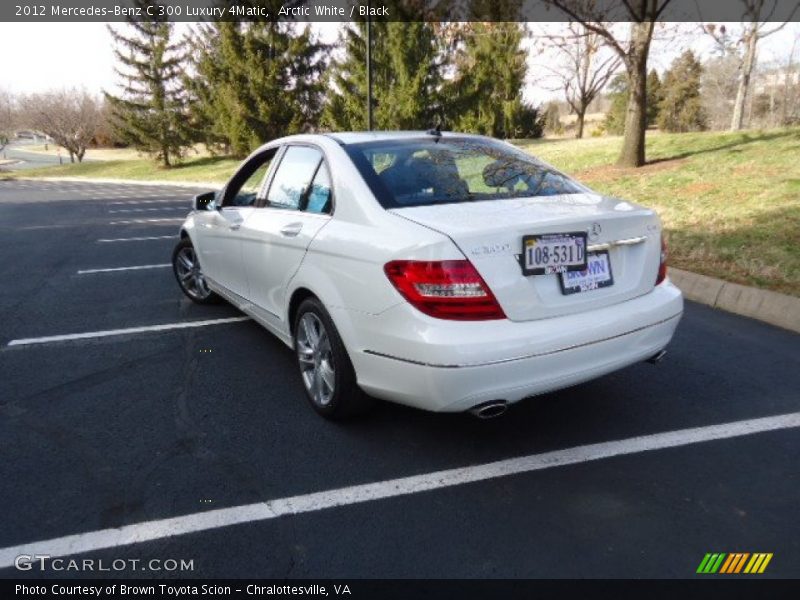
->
294 297 373 420
172 238 220 305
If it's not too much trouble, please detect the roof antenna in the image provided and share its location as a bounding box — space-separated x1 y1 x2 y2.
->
426 117 443 139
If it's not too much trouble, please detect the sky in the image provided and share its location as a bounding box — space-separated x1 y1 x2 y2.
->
1 21 798 105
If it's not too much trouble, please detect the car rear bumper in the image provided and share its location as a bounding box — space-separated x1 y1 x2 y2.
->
335 280 683 413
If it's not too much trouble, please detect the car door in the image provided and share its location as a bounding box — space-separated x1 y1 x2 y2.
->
194 148 277 298
238 145 333 331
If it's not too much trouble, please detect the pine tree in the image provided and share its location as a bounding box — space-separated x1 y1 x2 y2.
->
322 21 387 131
604 73 629 135
321 21 444 131
181 24 228 153
185 20 327 157
646 69 662 127
605 70 661 134
446 22 537 138
657 50 707 133
286 26 329 133
105 0 192 167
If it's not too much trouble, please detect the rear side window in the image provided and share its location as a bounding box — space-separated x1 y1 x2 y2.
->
266 146 324 211
344 137 586 209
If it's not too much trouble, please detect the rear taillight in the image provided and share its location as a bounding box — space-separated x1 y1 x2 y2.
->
656 235 668 285
384 260 506 320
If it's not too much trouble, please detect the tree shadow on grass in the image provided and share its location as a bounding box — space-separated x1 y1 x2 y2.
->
171 155 235 170
512 137 566 146
647 129 800 166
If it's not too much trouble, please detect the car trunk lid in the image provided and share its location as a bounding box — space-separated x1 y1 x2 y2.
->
389 193 662 321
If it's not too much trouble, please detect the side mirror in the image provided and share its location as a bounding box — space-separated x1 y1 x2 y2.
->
193 191 217 211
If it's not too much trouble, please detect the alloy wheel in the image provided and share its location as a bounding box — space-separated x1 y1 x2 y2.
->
296 312 336 406
175 245 211 300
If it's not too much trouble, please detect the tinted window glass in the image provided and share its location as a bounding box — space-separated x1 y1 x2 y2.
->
266 146 323 210
344 138 586 209
304 163 332 214
225 153 273 207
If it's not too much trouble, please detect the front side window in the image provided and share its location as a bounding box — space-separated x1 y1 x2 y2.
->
266 146 324 211
344 137 587 209
223 150 275 207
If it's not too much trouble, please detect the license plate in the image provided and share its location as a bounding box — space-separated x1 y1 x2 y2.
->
560 251 614 295
521 232 587 276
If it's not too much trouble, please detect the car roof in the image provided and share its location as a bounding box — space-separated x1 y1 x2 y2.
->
253 131 493 153
322 131 486 145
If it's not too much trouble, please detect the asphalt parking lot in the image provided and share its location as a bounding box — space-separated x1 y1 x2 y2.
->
0 178 798 579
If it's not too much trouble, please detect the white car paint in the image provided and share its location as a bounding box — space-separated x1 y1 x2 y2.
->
179 131 683 413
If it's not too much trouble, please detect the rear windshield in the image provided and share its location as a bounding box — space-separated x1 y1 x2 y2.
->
343 137 586 209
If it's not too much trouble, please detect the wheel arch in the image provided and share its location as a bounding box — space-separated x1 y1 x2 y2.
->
287 287 319 337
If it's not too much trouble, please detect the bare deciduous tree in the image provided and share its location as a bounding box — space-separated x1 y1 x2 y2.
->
704 1 800 130
540 23 622 138
545 0 674 167
23 89 101 163
779 32 800 124
0 88 15 153
700 50 742 130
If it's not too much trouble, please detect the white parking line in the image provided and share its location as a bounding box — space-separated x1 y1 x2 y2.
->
6 316 251 347
110 199 184 205
0 411 796 567
109 207 185 213
77 264 171 274
97 236 176 243
109 218 184 225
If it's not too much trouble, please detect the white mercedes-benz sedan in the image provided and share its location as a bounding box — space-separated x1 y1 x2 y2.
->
173 131 683 419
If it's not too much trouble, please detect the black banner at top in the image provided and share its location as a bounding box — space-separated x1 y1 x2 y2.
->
3 0 800 23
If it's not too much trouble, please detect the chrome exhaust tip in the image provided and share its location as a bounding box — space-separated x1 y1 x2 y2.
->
646 349 667 364
469 400 509 419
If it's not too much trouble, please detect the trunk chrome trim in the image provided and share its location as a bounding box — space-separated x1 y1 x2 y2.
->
513 236 648 262
587 236 647 252
362 312 682 369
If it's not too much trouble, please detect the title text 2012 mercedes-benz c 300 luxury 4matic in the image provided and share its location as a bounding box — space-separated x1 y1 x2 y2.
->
172 131 683 419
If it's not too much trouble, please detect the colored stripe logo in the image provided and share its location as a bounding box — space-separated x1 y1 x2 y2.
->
697 553 773 574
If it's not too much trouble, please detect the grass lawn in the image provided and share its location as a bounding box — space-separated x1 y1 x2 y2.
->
14 144 210 161
2 154 240 184
3 127 798 295
11 144 142 161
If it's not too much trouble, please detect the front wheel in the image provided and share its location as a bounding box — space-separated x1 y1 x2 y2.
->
294 297 373 419
172 238 220 304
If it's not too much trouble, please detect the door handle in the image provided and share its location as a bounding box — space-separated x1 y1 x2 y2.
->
280 223 303 237
229 223 241 231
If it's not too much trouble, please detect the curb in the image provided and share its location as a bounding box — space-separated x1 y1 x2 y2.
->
6 176 223 189
669 268 800 334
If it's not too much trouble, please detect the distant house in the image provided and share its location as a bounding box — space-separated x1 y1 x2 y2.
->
754 69 800 95
14 130 52 142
